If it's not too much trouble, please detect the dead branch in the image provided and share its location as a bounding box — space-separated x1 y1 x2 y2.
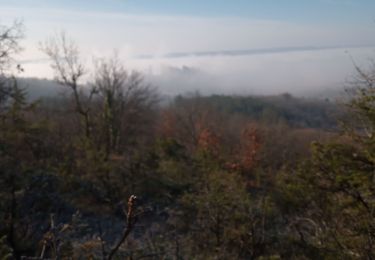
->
107 195 138 260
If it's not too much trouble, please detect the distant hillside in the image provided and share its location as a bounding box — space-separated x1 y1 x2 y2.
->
175 93 344 129
17 77 65 101
15 77 344 129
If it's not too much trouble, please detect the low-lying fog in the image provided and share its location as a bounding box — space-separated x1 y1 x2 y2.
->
21 46 374 99
2 3 374 98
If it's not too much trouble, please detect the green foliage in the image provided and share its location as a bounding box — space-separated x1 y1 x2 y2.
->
275 72 375 258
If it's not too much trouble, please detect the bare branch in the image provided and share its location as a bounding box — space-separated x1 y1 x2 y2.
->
40 31 85 88
0 20 24 74
40 32 91 137
107 195 138 260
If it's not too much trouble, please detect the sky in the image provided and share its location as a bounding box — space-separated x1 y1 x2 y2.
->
1 0 375 96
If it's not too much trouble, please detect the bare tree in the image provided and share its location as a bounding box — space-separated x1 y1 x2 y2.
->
0 20 23 73
92 55 125 154
92 55 158 155
0 20 24 105
40 32 92 138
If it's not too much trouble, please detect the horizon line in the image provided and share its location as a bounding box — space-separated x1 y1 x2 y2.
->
136 44 375 59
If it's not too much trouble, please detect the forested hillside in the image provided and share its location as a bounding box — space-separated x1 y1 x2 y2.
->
1 21 375 259
18 76 344 128
175 93 343 129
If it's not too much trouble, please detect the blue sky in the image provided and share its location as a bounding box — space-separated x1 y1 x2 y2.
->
2 0 375 23
2 0 375 49
1 0 375 95
117 0 374 24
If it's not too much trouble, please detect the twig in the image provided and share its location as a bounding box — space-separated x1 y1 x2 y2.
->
107 195 138 260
